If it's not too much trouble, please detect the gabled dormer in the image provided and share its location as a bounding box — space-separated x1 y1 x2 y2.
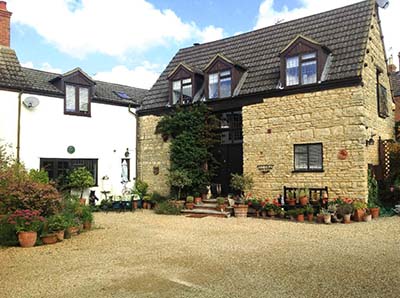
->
167 63 204 106
204 54 246 99
50 67 96 117
279 35 331 88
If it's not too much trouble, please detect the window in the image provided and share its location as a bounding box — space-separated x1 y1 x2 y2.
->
294 143 323 172
114 91 131 100
172 78 192 105
40 158 98 186
209 70 231 99
286 52 317 86
377 70 389 118
65 84 90 116
219 112 242 144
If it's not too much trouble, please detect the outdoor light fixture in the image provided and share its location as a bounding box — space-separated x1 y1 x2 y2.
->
366 132 376 147
124 148 130 158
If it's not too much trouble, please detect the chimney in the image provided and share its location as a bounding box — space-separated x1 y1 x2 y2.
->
0 1 12 47
388 56 397 74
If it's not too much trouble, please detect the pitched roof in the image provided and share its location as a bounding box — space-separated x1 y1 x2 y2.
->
391 71 400 97
0 48 147 106
142 0 374 112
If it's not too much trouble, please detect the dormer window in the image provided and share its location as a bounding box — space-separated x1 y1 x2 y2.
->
209 70 231 99
172 78 192 105
286 52 317 86
65 84 90 116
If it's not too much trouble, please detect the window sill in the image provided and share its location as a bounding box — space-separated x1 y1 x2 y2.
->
292 169 324 173
64 111 91 117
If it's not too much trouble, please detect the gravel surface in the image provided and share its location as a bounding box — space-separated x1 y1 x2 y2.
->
1 211 399 298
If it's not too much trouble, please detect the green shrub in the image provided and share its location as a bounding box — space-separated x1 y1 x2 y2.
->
154 201 182 215
151 192 167 204
132 180 148 199
0 216 18 246
67 167 94 198
47 214 68 232
29 169 49 184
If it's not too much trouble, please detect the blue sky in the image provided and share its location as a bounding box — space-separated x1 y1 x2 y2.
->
7 0 398 89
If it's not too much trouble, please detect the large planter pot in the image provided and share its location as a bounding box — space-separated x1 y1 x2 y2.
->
41 234 58 245
79 198 86 205
186 202 194 210
18 231 37 248
83 221 92 230
307 214 314 222
353 209 365 222
142 201 148 209
194 197 202 204
216 204 226 212
146 202 152 209
297 214 305 222
323 214 331 224
343 214 351 224
363 214 372 222
267 210 275 218
55 230 65 241
261 210 267 218
317 214 324 224
133 201 138 209
299 196 308 206
67 226 80 236
234 204 248 218
370 207 380 219
286 199 296 206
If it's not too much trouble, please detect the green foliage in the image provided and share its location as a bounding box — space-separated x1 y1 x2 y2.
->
47 214 68 232
186 196 194 203
150 192 167 204
131 180 148 199
154 201 182 215
216 197 225 205
230 173 253 196
304 204 314 215
0 216 18 246
7 210 45 232
368 170 379 206
156 104 219 195
80 205 94 223
67 167 94 198
168 169 192 199
29 169 49 184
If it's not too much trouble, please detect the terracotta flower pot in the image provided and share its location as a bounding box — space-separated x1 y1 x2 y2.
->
370 207 380 219
142 201 148 209
186 202 194 210
67 226 80 236
287 199 296 206
307 213 314 222
297 214 304 222
299 196 308 206
18 231 37 248
217 204 226 212
146 202 152 209
261 210 267 218
353 209 365 222
234 204 248 218
194 197 202 204
133 201 138 209
343 214 351 224
79 198 86 205
41 234 58 245
55 230 65 241
83 221 92 230
363 214 372 222
317 214 324 223
267 210 275 218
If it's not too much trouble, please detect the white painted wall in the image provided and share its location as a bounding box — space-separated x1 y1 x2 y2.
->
0 89 137 200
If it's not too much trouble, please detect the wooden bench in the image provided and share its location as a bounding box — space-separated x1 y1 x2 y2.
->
283 186 329 210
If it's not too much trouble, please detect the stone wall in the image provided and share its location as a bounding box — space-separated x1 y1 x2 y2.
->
242 8 393 200
137 115 171 196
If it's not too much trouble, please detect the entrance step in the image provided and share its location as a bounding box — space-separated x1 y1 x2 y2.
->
181 208 231 218
201 199 217 204
193 203 218 210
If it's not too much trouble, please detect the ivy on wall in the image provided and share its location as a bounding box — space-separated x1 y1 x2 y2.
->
156 104 219 196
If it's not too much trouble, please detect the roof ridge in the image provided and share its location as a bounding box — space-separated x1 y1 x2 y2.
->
181 0 371 51
22 67 60 76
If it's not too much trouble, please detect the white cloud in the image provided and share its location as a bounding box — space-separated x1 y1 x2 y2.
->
255 0 399 68
198 26 225 43
8 0 225 58
93 62 161 89
21 61 62 73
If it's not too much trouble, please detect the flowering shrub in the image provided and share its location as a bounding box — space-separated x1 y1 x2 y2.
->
7 210 45 232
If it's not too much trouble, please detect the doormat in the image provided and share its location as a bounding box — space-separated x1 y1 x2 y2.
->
186 214 208 218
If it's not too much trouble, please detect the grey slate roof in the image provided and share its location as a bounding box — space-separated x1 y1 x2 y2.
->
391 71 400 97
142 0 374 112
0 47 147 105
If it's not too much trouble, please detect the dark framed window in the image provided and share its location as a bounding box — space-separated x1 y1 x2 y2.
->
209 70 231 99
40 158 98 186
65 84 91 116
294 143 323 172
376 70 389 118
219 111 242 144
172 78 192 105
286 52 317 86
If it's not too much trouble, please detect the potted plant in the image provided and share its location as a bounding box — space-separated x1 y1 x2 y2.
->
68 167 95 205
336 199 353 224
40 232 58 245
230 173 253 218
298 188 309 206
186 196 194 210
352 199 367 222
216 197 226 211
7 210 45 247
295 208 305 222
64 214 81 237
193 192 202 204
47 214 68 241
368 201 380 219
363 208 372 222
168 169 192 201
81 206 93 230
310 191 319 205
320 208 331 224
286 190 296 206
286 209 297 221
304 204 314 222
368 169 380 219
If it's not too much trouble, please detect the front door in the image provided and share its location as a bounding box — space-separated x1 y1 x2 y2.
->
212 111 243 196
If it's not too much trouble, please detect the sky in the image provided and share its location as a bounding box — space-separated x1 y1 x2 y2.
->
6 0 399 90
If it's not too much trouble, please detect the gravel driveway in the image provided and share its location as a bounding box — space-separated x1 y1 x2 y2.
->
1 211 399 298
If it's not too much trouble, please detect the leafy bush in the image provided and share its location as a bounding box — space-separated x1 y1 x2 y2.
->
0 216 18 246
67 167 94 198
168 169 192 199
131 180 148 199
154 201 182 215
29 169 49 184
47 214 68 232
230 173 253 196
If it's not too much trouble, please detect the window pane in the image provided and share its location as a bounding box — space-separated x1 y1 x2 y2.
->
182 83 192 104
172 80 181 104
295 152 308 170
209 73 218 99
302 52 316 60
309 144 322 169
302 60 317 84
286 56 299 86
220 70 230 77
79 88 89 112
378 84 388 117
220 76 231 98
66 85 76 112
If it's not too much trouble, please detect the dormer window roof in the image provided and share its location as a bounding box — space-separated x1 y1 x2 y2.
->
280 35 331 88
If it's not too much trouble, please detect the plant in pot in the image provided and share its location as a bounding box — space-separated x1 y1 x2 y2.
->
320 208 332 224
304 204 314 222
81 205 93 230
263 199 274 217
142 195 152 209
336 198 353 224
168 169 192 202
286 209 297 221
131 180 149 209
67 167 95 205
47 214 68 241
352 199 367 222
7 210 45 247
247 198 262 217
298 188 309 206
368 201 380 219
216 197 226 211
64 213 81 238
310 191 320 205
193 192 202 204
286 190 296 206
295 208 305 222
368 169 380 219
186 196 195 210
40 229 58 245
230 173 253 218
363 208 372 222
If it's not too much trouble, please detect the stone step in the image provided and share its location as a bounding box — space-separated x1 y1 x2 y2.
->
193 203 218 210
181 208 231 218
201 198 217 204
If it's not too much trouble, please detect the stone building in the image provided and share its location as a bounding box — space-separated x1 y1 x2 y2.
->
389 54 400 121
138 0 394 200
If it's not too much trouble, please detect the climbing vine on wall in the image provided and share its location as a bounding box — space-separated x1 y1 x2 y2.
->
156 104 219 196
